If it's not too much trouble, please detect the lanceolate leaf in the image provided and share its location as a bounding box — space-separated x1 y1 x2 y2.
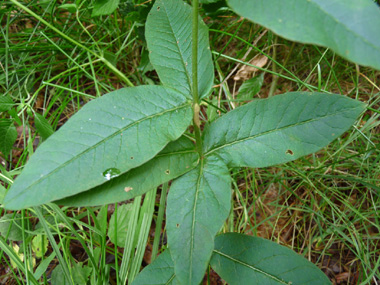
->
132 249 177 285
146 0 214 98
228 0 380 70
203 92 366 168
4 86 192 210
210 233 330 284
57 136 199 206
166 156 231 285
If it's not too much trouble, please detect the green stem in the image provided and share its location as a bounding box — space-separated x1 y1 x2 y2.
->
268 36 278 98
192 0 203 156
9 0 134 87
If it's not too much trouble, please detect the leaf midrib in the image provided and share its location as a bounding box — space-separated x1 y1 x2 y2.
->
161 0 192 95
204 105 361 157
189 158 204 285
212 250 289 284
8 102 191 201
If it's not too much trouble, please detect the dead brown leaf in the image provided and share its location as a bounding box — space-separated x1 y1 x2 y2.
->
234 55 268 81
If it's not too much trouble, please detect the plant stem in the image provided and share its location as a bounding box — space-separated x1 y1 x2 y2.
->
192 0 203 156
268 36 278 97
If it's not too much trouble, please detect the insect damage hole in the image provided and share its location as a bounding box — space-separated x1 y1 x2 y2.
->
286 149 294 155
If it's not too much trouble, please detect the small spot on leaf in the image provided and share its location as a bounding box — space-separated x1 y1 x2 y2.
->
332 133 335 136
165 169 170 175
176 224 180 228
130 156 134 160
157 6 160 11
286 149 294 155
124 187 133 192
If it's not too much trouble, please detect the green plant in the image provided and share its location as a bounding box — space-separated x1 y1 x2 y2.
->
3 0 379 283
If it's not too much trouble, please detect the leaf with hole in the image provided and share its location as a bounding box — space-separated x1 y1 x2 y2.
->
146 0 214 98
166 156 231 284
210 233 330 284
203 92 366 168
3 86 192 210
227 0 380 70
31 234 48 258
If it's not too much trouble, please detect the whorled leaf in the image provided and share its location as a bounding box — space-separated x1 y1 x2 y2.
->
57 136 198 206
228 0 380 70
146 0 214 98
166 156 231 285
211 233 330 284
203 92 366 168
132 249 177 285
4 86 192 210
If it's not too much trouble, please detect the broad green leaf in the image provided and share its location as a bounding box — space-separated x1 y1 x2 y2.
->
146 0 214 98
0 119 17 155
57 136 199 206
166 156 231 285
133 249 177 285
108 203 133 246
34 113 54 140
51 265 71 285
92 0 120 17
203 92 366 168
0 95 15 112
72 262 92 285
0 214 31 241
228 0 380 70
237 73 264 101
210 233 330 284
3 86 192 210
